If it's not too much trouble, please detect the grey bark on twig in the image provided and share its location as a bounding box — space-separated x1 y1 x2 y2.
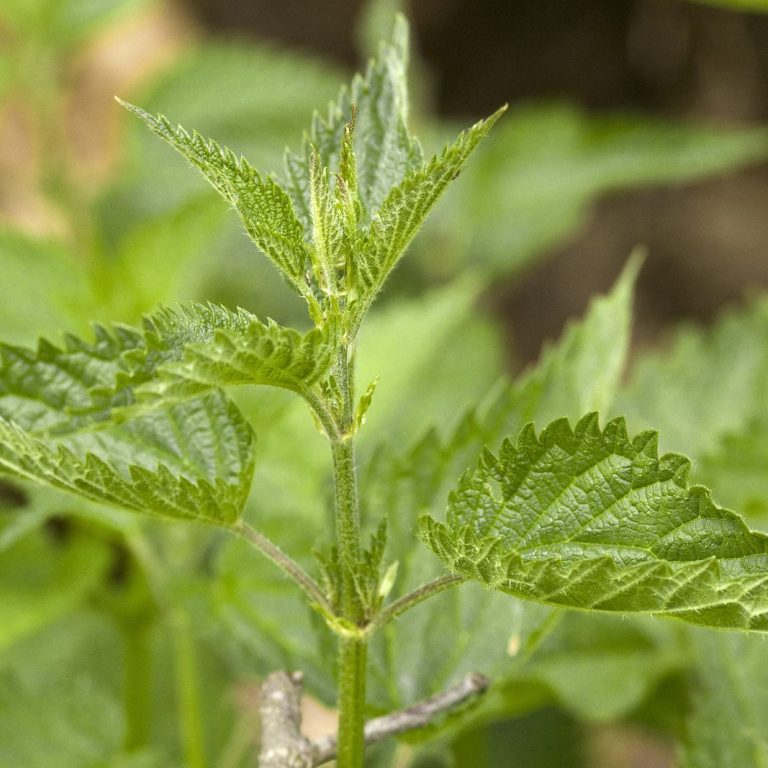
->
259 671 314 768
258 669 490 767
310 672 490 765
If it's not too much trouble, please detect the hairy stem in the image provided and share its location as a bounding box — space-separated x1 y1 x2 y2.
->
331 344 367 768
367 574 466 634
234 521 332 615
312 672 490 765
336 638 368 766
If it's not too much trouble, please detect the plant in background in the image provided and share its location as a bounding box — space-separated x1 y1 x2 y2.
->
5 11 768 768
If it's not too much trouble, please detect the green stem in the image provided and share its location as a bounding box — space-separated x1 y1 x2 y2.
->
332 438 362 576
173 610 208 768
331 344 368 768
366 574 465 635
233 520 333 616
122 621 153 751
336 638 368 767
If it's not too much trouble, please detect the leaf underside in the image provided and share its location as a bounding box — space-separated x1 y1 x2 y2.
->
421 413 768 631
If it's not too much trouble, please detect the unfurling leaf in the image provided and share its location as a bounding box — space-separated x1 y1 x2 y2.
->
421 413 768 631
283 14 423 228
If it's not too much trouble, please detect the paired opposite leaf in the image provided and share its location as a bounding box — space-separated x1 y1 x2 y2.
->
421 413 768 631
116 99 312 297
348 107 506 331
130 303 339 404
0 392 254 525
122 17 501 331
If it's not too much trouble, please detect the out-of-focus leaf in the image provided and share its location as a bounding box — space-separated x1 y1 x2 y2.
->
428 105 768 277
616 297 768 459
0 0 150 46
0 231 97 344
680 631 768 768
110 197 227 322
503 613 687 722
696 415 768 522
355 279 505 448
0 610 171 768
0 529 109 654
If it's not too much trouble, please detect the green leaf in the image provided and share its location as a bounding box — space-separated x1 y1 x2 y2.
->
355 278 505 448
0 315 256 523
0 0 149 47
283 14 423 228
134 303 339 403
696 415 768 522
0 392 254 525
110 197 227 322
348 108 505 329
0 231 98 345
616 296 768 459
117 99 312 297
0 529 110 655
680 631 768 768
0 323 145 433
0 610 169 768
103 42 342 238
422 412 768 631
362 265 638 712
502 612 688 723
363 257 639 557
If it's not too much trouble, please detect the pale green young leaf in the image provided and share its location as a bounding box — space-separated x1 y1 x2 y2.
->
422 413 768 631
283 14 423 228
0 392 254 525
117 99 312 297
348 107 505 330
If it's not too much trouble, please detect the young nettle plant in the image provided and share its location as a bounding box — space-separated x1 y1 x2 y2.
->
4 16 768 768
